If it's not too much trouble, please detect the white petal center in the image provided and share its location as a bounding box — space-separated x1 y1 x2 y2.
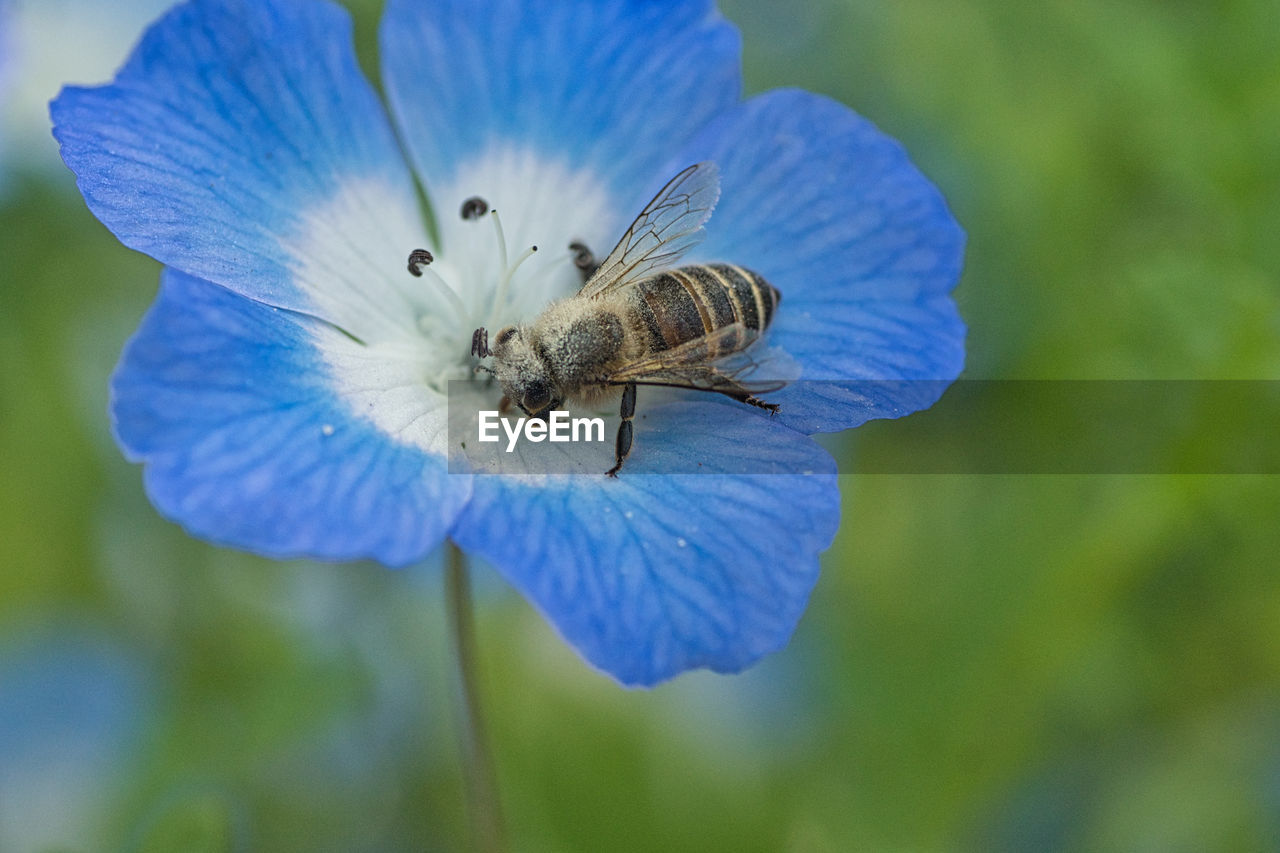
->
298 149 622 456
432 144 621 332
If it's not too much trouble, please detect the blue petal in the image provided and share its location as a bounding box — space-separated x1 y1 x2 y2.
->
380 0 741 204
676 89 967 434
113 269 470 566
451 403 840 686
51 0 430 344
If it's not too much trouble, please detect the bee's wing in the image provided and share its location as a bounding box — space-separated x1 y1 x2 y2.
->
604 323 798 396
579 162 721 300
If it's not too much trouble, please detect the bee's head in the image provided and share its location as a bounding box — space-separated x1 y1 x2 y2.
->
484 325 563 416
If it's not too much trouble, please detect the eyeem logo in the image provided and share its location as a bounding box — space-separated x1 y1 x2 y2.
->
478 410 606 453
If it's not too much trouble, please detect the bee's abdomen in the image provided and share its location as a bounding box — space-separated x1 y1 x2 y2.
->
635 264 780 351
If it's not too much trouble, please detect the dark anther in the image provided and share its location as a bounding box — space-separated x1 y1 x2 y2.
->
569 241 599 282
460 196 490 220
569 242 594 271
471 327 492 358
406 248 434 277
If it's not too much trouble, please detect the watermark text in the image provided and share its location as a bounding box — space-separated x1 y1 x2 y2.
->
478 410 606 452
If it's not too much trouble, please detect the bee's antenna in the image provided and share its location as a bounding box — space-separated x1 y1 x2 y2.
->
474 364 496 377
471 327 492 358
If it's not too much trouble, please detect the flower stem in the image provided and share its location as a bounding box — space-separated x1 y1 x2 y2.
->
445 541 506 853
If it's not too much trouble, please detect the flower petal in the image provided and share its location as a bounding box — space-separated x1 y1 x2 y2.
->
379 0 742 316
381 0 740 203
450 403 840 686
51 0 431 345
676 89 967 433
112 269 470 566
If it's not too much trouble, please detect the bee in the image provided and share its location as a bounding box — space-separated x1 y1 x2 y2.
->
471 162 784 476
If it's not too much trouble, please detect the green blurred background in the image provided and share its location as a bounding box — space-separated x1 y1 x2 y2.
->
2 0 1278 850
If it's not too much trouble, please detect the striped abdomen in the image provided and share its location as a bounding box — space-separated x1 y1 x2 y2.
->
633 264 780 355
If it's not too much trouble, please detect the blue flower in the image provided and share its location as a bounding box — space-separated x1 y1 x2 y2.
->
51 0 964 686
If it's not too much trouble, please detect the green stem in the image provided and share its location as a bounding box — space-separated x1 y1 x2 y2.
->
445 541 505 853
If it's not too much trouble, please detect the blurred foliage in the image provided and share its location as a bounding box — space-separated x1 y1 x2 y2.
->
1 0 1278 851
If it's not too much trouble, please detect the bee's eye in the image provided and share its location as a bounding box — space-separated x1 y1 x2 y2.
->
495 327 518 347
523 379 551 413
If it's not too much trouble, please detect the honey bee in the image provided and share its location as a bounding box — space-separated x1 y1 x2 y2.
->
471 162 785 476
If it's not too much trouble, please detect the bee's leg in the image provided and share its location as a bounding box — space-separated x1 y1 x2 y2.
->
742 395 781 416
569 242 600 283
499 395 513 415
606 382 637 477
714 380 781 416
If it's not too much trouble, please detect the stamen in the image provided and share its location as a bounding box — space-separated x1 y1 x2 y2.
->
406 248 434 276
458 196 553 335
487 244 537 332
512 245 539 272
520 248 580 293
460 196 489 220
489 209 509 277
569 241 596 274
404 248 469 327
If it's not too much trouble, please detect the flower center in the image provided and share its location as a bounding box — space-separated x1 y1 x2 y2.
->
469 199 540 335
405 195 550 394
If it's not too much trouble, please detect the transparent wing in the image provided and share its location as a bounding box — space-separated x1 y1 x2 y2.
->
604 324 798 396
579 162 721 299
